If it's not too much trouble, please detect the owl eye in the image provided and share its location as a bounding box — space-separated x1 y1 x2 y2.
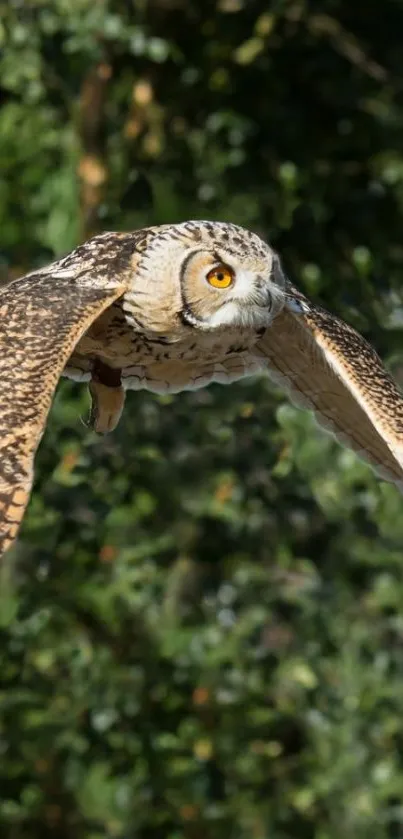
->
206 264 235 289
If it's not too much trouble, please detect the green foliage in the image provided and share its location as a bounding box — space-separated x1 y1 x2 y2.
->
1 1 403 836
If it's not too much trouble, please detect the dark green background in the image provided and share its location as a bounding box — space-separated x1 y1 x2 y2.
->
1 1 403 837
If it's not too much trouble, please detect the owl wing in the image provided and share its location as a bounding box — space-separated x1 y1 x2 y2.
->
0 244 132 558
253 284 403 489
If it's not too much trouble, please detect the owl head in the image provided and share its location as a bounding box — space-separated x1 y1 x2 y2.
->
122 221 287 339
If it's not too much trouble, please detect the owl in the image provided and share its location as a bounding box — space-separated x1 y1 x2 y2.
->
1 220 403 557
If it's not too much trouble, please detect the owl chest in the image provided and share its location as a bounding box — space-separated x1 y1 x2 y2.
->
66 304 261 393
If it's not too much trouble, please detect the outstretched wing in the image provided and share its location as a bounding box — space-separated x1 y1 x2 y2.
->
0 234 136 558
254 284 403 489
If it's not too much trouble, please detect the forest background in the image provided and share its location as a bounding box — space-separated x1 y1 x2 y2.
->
2 1 403 837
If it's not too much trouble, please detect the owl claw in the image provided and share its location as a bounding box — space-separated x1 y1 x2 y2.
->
86 360 125 434
87 380 126 434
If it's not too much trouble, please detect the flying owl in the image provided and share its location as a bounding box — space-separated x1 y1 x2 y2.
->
1 220 403 557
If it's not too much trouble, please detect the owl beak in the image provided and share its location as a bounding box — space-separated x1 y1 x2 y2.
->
285 295 311 315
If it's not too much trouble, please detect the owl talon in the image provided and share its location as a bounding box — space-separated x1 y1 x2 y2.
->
87 380 125 433
87 360 125 434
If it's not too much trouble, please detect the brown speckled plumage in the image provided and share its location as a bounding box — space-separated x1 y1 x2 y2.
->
0 229 147 556
256 282 403 487
1 220 403 557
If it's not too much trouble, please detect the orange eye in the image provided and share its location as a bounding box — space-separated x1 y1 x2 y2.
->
206 264 235 289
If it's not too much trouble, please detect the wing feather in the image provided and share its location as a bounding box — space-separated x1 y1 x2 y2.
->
254 286 403 490
0 245 132 557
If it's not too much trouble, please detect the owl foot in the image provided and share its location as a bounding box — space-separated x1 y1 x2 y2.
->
87 360 125 434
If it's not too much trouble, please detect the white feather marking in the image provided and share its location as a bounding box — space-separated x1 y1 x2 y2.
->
121 356 263 394
63 367 92 383
204 302 274 330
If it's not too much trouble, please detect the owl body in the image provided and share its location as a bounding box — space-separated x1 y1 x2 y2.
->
66 299 263 394
64 220 281 395
1 219 403 557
